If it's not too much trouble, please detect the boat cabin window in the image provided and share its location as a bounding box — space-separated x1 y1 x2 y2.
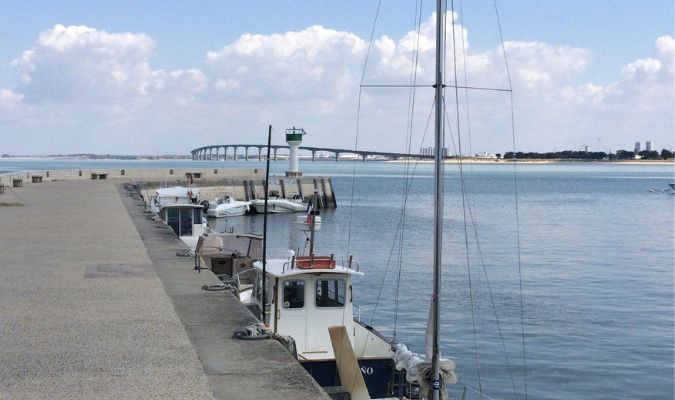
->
315 279 345 308
166 208 179 235
179 208 193 236
165 207 196 237
283 280 305 309
193 208 203 224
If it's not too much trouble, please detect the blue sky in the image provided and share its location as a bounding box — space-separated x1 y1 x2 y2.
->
0 1 673 154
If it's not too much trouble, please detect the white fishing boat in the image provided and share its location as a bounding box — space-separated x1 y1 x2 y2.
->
206 195 250 218
251 197 307 213
240 255 408 398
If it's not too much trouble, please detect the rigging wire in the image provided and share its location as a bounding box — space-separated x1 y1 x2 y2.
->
350 2 527 398
394 0 425 342
443 101 520 399
448 0 485 394
456 0 490 386
343 0 383 390
347 0 383 255
362 99 434 336
359 2 434 348
492 0 528 397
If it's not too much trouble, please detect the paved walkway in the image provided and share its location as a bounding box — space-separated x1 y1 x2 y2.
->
0 180 327 399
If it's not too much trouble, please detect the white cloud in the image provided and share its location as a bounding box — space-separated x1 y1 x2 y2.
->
204 25 367 102
11 24 156 102
0 89 24 110
0 21 672 155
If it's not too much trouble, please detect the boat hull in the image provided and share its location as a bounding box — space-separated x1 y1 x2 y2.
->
300 358 414 399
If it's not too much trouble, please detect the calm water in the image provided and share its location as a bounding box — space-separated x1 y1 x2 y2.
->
3 159 674 399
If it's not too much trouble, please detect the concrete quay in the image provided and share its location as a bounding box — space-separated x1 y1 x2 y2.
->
0 179 329 399
1 167 337 209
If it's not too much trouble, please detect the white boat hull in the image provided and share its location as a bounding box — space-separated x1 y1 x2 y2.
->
251 199 307 213
207 202 249 218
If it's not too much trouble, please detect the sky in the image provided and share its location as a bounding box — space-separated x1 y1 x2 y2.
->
0 0 673 155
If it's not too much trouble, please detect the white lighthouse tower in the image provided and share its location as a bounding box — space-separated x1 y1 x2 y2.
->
285 127 306 177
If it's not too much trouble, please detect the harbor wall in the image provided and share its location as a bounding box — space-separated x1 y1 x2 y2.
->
0 167 264 187
1 168 337 208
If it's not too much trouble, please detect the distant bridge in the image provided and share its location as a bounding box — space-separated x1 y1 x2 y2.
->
191 144 433 162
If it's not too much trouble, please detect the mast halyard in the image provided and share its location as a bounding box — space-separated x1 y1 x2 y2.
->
262 124 272 325
431 0 445 399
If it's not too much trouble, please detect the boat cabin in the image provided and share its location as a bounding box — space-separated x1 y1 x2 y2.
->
150 186 200 213
158 204 206 250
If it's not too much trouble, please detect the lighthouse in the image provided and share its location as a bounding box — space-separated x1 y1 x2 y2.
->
285 127 306 177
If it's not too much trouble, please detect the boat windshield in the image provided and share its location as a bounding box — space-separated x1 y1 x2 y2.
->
315 279 345 308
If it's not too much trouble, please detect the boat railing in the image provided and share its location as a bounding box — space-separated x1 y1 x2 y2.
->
353 304 361 322
229 268 255 292
281 254 360 273
345 255 360 272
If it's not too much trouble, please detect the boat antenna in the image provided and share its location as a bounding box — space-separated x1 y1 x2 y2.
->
262 124 272 325
430 0 445 399
308 191 318 256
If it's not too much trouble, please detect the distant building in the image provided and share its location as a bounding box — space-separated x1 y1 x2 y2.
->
646 141 653 152
420 147 448 157
634 142 642 153
474 152 497 159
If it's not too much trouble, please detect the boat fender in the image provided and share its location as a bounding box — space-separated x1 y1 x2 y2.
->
274 334 297 358
232 323 271 340
200 200 210 211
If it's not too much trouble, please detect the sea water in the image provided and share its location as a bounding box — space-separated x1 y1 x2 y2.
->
2 159 673 399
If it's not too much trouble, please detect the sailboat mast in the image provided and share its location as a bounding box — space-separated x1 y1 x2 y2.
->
431 0 445 399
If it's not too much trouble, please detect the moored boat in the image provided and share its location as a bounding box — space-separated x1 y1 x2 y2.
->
206 195 250 218
232 254 420 399
251 197 308 213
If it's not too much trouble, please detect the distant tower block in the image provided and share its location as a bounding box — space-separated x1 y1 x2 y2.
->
634 141 642 154
646 141 653 152
285 127 306 177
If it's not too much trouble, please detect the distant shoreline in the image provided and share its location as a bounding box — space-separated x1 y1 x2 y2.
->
1 156 673 166
385 158 675 165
